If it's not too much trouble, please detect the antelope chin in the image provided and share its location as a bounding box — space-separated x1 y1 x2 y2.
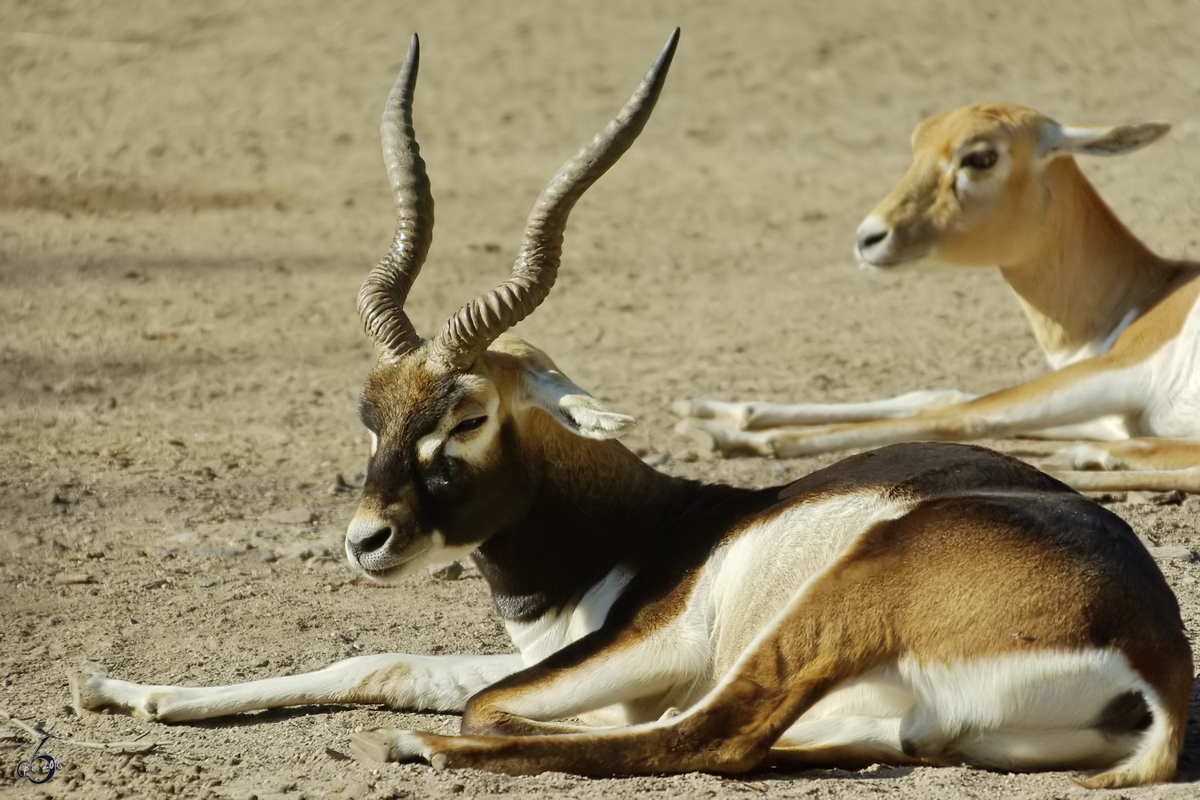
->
350 533 479 585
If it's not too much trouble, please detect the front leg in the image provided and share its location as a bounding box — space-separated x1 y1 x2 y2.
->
1040 438 1200 493
70 652 524 722
684 359 1146 459
676 390 977 430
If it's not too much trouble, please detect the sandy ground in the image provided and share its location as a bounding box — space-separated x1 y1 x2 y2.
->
3 1 1200 798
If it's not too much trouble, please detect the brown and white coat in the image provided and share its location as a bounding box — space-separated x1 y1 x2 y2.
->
72 34 1192 790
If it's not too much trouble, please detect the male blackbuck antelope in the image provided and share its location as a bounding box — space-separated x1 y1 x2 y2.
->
70 37 1192 789
678 103 1200 494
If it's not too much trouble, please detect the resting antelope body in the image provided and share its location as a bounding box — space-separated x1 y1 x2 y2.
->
70 38 1192 789
678 102 1200 494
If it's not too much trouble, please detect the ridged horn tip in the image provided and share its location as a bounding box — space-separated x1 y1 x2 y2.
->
432 29 680 366
358 32 434 361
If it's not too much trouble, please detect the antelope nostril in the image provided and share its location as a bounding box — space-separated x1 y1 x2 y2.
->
358 527 392 555
859 229 888 249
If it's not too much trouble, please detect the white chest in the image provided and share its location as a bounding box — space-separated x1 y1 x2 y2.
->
504 566 636 667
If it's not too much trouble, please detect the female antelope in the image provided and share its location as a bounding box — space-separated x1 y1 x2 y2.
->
680 103 1200 494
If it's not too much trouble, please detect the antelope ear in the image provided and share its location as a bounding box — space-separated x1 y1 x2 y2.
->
519 364 636 440
1039 121 1170 158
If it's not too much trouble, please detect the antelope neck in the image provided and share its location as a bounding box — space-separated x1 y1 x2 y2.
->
470 437 758 623
998 159 1178 364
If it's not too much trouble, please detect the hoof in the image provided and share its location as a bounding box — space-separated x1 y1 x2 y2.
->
68 661 109 715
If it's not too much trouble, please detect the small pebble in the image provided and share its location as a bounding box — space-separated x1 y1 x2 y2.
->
1125 490 1186 506
266 507 315 525
1149 545 1195 562
427 561 464 581
52 572 93 585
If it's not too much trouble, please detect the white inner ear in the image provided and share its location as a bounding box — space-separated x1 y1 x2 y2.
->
1039 122 1170 159
521 367 636 440
558 394 636 439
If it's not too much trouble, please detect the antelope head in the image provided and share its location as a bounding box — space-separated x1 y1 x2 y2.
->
854 103 1170 269
345 32 678 582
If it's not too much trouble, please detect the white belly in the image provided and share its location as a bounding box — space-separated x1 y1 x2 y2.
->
1131 300 1200 437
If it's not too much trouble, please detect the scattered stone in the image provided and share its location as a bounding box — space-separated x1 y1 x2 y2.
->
197 578 222 588
304 551 339 571
325 746 351 762
260 550 278 563
641 452 669 467
427 561 464 581
329 474 356 495
52 572 93 585
1124 490 1186 506
339 780 372 799
266 507 315 525
53 377 103 395
1149 545 1195 562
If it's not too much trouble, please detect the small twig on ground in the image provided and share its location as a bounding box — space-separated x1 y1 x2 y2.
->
0 708 44 740
727 778 766 793
1 708 159 755
67 738 158 755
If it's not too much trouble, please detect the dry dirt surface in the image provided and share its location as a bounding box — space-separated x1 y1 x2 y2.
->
4 1 1200 798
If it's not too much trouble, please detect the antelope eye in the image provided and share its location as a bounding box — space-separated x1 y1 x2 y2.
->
961 149 998 171
449 415 488 437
